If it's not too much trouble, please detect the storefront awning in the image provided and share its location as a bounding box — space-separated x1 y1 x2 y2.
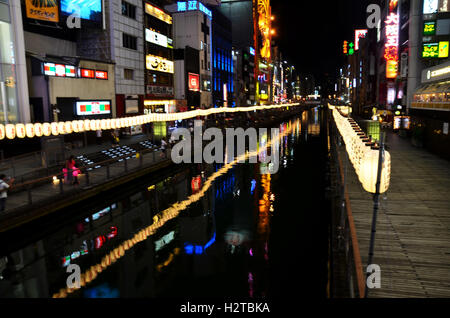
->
415 81 450 95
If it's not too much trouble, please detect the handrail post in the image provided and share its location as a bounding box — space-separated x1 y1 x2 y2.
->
139 152 143 167
124 158 128 172
85 169 90 186
106 162 110 179
59 175 64 194
27 184 32 205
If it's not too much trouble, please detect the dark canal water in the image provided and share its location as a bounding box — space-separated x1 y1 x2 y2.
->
0 108 329 301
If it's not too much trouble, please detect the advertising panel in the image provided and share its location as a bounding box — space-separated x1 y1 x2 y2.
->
61 0 102 24
76 101 111 116
422 43 439 58
95 70 108 80
188 73 200 92
355 29 368 51
145 29 171 48
80 68 95 78
25 0 59 23
439 41 449 58
145 3 172 24
146 55 174 73
423 0 439 14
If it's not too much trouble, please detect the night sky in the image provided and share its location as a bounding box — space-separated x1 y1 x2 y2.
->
271 0 375 85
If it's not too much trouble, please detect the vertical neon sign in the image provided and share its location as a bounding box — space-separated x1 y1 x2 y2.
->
384 1 399 79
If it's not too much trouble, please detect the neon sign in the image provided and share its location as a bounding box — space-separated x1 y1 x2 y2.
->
177 1 212 19
423 21 436 35
384 12 399 78
422 43 439 58
343 41 348 55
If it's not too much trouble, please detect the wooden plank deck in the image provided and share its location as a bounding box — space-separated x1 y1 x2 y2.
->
342 131 450 298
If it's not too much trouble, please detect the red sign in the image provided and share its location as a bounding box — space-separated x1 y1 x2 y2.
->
95 70 108 80
191 176 202 193
188 73 200 92
80 68 95 79
384 12 399 78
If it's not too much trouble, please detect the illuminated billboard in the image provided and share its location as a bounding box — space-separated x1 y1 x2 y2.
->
95 70 108 80
61 0 102 23
422 43 439 58
145 29 172 48
25 0 59 23
188 73 200 91
145 3 172 24
76 101 111 116
44 63 76 77
439 41 449 58
256 0 271 60
355 29 368 51
423 0 439 14
80 68 95 78
423 21 436 35
384 12 399 78
177 1 212 19
146 55 174 73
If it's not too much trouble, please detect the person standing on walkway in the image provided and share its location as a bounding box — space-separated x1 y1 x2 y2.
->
96 129 103 145
66 156 79 185
0 174 14 213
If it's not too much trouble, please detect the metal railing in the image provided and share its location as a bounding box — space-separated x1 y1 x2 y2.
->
2 146 171 215
329 112 366 298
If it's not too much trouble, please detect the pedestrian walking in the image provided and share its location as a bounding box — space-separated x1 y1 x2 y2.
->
111 130 119 147
160 138 168 158
0 174 14 213
96 129 102 145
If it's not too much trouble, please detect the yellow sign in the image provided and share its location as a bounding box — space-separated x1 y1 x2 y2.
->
386 60 398 79
25 0 59 23
145 3 172 24
146 55 174 73
439 41 449 58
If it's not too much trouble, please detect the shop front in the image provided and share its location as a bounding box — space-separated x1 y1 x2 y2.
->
144 99 176 142
27 56 115 146
410 61 450 159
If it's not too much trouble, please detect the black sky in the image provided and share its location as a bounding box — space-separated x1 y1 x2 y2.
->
271 0 375 84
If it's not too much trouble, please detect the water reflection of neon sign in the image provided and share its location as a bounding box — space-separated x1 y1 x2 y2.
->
155 231 175 252
184 232 216 254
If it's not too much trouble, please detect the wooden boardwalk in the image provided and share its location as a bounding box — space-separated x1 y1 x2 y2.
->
343 131 450 298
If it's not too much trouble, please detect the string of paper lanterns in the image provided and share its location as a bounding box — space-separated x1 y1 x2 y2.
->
0 103 300 141
330 104 391 194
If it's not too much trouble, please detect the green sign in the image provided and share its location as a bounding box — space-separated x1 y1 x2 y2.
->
423 22 436 36
422 43 439 58
348 42 355 56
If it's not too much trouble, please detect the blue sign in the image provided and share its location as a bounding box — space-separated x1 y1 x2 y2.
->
61 0 102 23
249 47 255 56
177 1 212 19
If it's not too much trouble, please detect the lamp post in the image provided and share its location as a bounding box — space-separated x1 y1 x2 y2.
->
365 132 386 298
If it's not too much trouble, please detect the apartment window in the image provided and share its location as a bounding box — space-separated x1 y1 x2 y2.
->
123 33 137 50
122 1 136 19
124 68 134 80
